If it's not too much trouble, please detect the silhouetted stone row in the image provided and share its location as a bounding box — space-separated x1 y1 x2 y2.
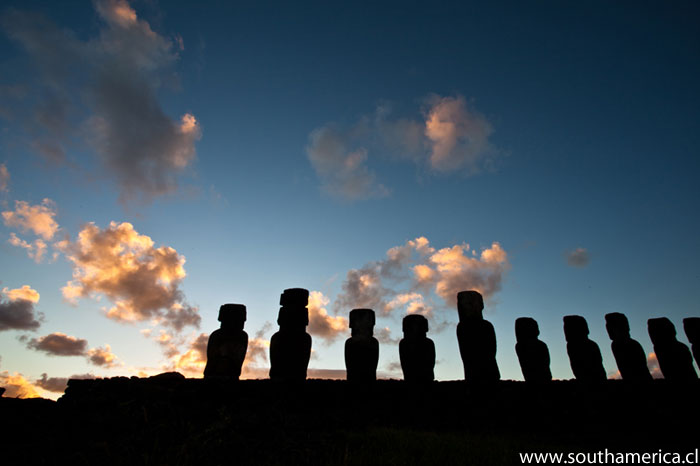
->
200 288 698 384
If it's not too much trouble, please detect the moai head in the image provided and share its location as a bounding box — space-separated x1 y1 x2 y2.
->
277 288 309 329
349 308 375 338
605 312 630 341
515 317 539 343
683 317 700 344
403 314 428 339
563 315 590 342
280 288 309 307
457 290 484 321
648 317 677 346
218 303 246 330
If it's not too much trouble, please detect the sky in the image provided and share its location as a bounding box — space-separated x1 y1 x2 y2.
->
1 0 699 398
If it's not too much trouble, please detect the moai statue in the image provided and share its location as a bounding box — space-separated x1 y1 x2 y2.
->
683 317 700 369
344 308 379 382
514 317 552 383
204 304 248 379
456 290 500 382
648 317 698 381
399 314 435 382
605 312 652 382
269 288 312 381
563 315 607 382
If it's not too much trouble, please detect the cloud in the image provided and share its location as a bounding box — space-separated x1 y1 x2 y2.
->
27 332 88 356
307 291 348 343
0 163 8 192
60 221 200 331
335 237 509 319
33 373 93 393
306 369 346 379
2 199 59 240
375 326 399 344
241 323 272 378
647 352 663 379
423 95 494 173
306 95 497 200
306 125 389 200
0 285 43 331
0 371 41 398
7 233 48 263
1 0 201 204
170 332 208 376
566 247 590 268
87 345 118 367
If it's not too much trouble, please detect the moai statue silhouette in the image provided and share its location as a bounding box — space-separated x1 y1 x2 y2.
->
563 315 607 382
683 317 700 369
648 317 698 381
514 317 552 382
344 308 379 382
204 304 249 379
605 312 652 382
269 288 312 381
399 314 435 382
456 290 500 382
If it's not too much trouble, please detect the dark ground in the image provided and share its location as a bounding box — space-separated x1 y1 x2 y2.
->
1 376 698 465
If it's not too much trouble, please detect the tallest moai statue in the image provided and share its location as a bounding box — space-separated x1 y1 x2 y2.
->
456 290 500 382
269 288 312 381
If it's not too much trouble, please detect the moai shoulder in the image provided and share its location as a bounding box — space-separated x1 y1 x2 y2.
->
563 315 606 382
399 314 435 383
456 290 500 382
605 312 652 382
515 317 551 383
683 317 700 370
204 304 249 379
345 308 379 382
269 288 312 382
648 317 698 381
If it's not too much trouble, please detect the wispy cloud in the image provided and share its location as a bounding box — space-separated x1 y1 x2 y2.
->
2 199 59 240
306 95 497 200
59 221 200 331
1 0 201 204
566 247 590 267
0 163 8 192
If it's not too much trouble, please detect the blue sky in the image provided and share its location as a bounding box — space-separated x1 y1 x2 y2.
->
1 0 699 397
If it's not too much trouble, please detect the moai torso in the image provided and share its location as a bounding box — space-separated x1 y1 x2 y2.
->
269 288 312 381
344 308 379 382
648 317 698 381
514 317 551 383
605 312 651 382
683 317 700 370
399 314 435 382
456 291 500 382
564 315 606 382
204 304 248 379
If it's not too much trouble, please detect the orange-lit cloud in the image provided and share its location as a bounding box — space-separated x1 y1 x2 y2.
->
0 371 41 398
34 372 94 393
87 345 118 368
2 199 59 240
60 221 200 331
647 352 663 379
95 0 138 28
307 291 348 342
0 162 8 192
306 95 496 199
424 95 494 173
0 285 43 331
169 333 208 377
8 233 47 263
335 236 509 319
241 323 272 379
2 285 40 303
